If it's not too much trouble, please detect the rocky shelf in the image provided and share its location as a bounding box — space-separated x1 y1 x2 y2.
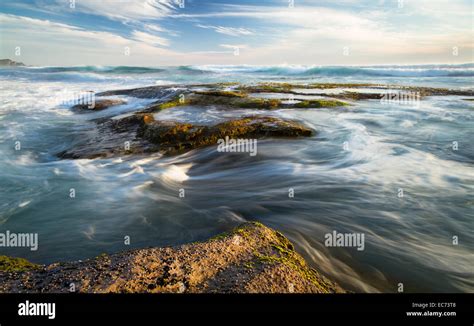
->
57 82 473 160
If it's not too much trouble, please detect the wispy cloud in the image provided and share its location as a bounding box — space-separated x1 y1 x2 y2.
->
0 13 177 65
220 44 247 49
64 0 181 22
131 30 169 47
179 3 473 64
196 24 253 37
2 0 183 50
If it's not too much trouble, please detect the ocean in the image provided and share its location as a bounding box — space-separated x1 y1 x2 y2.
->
0 64 473 292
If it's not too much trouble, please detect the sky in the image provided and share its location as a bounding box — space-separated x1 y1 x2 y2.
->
0 0 472 66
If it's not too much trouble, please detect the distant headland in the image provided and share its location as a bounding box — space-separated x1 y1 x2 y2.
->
0 59 25 67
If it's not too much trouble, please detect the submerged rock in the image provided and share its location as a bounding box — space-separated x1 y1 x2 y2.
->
0 222 343 293
57 113 154 159
97 85 186 99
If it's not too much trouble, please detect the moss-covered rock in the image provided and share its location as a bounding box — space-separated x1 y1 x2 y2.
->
0 223 343 293
291 99 349 108
0 255 39 273
335 92 384 101
156 97 189 110
309 83 379 89
58 114 313 159
238 83 295 93
138 116 313 155
194 90 247 98
237 98 282 109
146 91 348 111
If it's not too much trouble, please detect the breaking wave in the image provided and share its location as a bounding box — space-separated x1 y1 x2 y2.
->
190 63 474 77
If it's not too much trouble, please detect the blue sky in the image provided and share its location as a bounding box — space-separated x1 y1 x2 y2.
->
0 0 472 66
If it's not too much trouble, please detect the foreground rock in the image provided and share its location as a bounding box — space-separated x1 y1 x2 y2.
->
58 115 313 159
0 222 343 293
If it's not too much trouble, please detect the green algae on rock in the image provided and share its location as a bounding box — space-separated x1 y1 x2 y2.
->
194 90 247 98
148 90 348 111
309 82 379 89
156 97 189 110
138 116 313 155
0 223 343 293
238 83 295 93
57 114 313 159
291 99 349 108
237 98 281 109
0 255 39 272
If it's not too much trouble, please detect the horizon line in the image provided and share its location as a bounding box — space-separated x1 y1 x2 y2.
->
2 60 473 68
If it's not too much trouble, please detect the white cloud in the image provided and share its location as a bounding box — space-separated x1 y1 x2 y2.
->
67 0 184 47
0 13 178 66
176 4 473 64
4 0 181 50
220 44 247 49
196 24 254 37
65 0 181 22
131 30 169 47
143 23 166 33
0 13 129 46
7 0 183 22
0 13 248 66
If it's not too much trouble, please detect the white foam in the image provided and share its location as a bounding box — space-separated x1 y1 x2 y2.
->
18 200 31 208
160 163 193 183
118 166 145 178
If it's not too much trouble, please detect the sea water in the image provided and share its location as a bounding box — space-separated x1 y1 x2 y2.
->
0 64 473 292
